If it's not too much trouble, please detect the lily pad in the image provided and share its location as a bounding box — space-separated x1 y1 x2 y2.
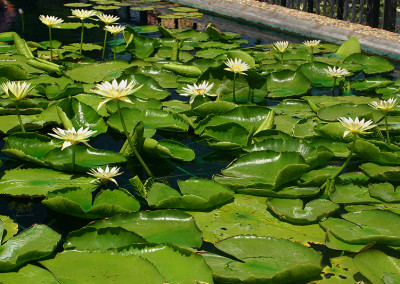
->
87 210 203 248
267 198 339 224
0 168 95 197
320 210 400 246
0 264 59 283
360 163 400 182
147 178 234 210
42 187 140 219
202 235 322 283
266 70 311 98
215 150 309 192
317 103 383 122
368 183 400 203
0 225 60 271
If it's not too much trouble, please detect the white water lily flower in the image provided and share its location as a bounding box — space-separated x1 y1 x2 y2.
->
224 58 251 75
303 40 321 48
71 9 97 20
97 14 119 25
0 81 33 101
181 81 215 103
338 117 376 138
39 15 64 27
88 166 122 186
325 66 350 78
104 25 125 35
369 98 398 113
92 79 143 110
49 127 97 150
273 41 289 53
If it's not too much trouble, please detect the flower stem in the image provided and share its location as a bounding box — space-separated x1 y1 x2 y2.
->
113 34 117 60
232 73 236 103
385 113 391 145
15 101 25 132
331 77 337 94
321 134 357 195
117 101 153 177
102 30 108 61
280 52 284 66
79 20 84 55
49 27 53 62
71 143 76 172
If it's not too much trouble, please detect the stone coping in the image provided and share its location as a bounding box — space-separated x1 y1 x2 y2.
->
169 0 400 60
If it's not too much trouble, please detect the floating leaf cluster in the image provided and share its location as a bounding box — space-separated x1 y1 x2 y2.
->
0 7 399 283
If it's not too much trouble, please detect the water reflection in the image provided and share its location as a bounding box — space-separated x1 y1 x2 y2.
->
0 0 17 33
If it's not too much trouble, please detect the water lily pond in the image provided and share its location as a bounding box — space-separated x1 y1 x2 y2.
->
1 0 400 283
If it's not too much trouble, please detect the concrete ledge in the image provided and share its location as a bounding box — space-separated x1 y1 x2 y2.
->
169 0 400 59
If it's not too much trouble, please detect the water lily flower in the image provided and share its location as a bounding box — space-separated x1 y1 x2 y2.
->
273 41 289 53
92 79 143 110
104 25 125 34
39 15 64 27
325 66 350 78
49 127 97 150
97 14 119 25
0 81 33 101
88 166 122 186
303 40 320 48
181 81 216 104
369 98 398 113
224 58 251 75
369 98 398 145
71 9 97 20
338 117 376 138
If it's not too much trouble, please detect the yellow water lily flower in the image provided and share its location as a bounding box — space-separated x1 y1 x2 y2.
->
369 98 398 113
303 40 321 48
325 66 350 78
104 25 125 35
338 117 376 138
273 41 289 53
88 166 122 186
71 9 97 20
92 79 143 110
97 14 119 25
224 58 251 75
49 127 97 150
0 81 33 101
39 15 64 27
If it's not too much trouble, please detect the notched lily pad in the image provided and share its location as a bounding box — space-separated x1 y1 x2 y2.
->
266 198 339 224
146 178 234 211
42 187 140 219
202 235 322 283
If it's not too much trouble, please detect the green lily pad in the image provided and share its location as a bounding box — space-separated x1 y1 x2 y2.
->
64 2 92 7
189 194 326 244
119 73 170 100
353 250 400 284
64 60 130 83
64 226 146 252
0 225 60 271
360 163 400 182
324 231 371 253
202 235 322 283
350 77 394 92
368 183 400 203
147 178 234 210
0 168 95 197
317 103 383 122
191 101 237 117
353 139 400 165
344 53 394 74
107 108 189 134
143 138 195 161
42 187 140 219
215 150 309 192
0 216 18 243
43 145 126 172
267 70 311 98
298 62 334 87
267 198 339 224
40 250 165 283
2 132 58 165
335 37 361 58
330 184 381 204
201 122 250 150
0 264 59 283
87 210 203 248
320 210 400 246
